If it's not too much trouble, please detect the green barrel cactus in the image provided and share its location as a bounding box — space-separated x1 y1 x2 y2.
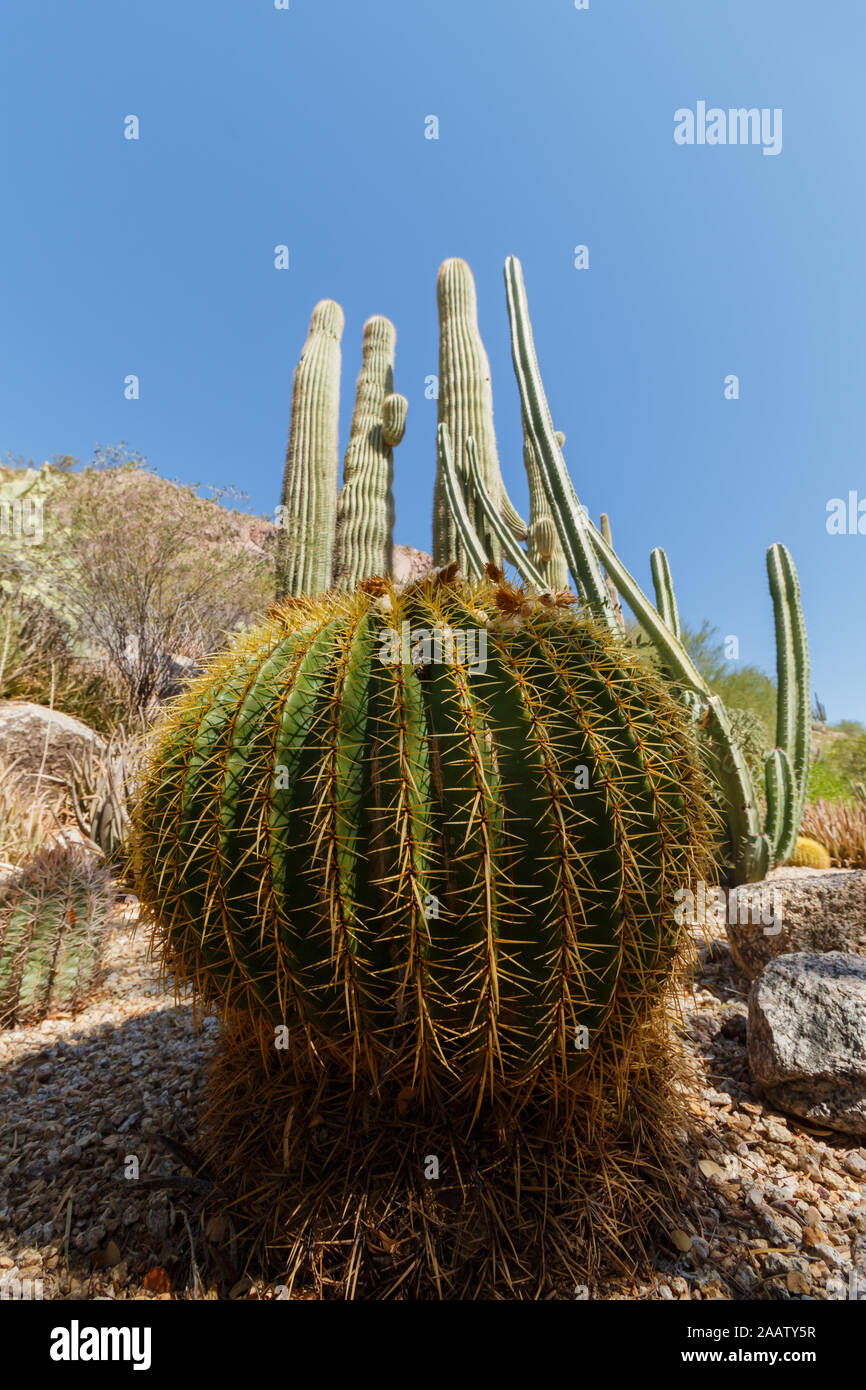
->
333 317 405 590
276 300 344 597
134 574 715 1108
0 846 112 1026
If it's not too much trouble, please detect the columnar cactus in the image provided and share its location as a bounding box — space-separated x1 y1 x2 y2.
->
134 574 715 1109
438 255 811 883
504 257 810 881
525 430 569 591
0 846 112 1026
650 547 681 640
432 259 511 567
276 300 344 597
599 513 625 632
333 317 407 589
767 543 811 862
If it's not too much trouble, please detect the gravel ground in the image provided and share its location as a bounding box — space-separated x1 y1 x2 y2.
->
1 892 864 1301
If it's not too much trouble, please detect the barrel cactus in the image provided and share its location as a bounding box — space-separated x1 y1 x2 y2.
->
788 835 832 869
0 845 112 1027
134 573 715 1108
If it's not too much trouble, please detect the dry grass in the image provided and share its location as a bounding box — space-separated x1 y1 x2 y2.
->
198 979 703 1300
801 799 866 869
0 758 61 873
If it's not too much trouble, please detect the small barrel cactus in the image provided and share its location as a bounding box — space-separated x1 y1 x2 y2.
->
788 835 832 869
134 575 715 1108
0 845 113 1027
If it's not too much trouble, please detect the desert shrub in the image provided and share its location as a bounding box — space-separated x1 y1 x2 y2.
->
66 723 143 874
801 799 866 869
809 721 866 802
0 572 127 733
682 622 777 748
8 454 274 719
0 759 58 872
808 760 852 802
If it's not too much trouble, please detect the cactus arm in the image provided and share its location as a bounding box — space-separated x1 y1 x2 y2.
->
436 424 488 579
764 746 796 863
498 484 528 541
586 520 773 881
599 513 625 634
521 431 569 591
464 438 548 589
767 543 810 838
504 258 615 625
650 547 681 640
586 518 709 696
382 392 408 447
706 698 771 882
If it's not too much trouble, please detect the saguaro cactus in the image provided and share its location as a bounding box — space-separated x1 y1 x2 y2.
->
432 259 511 567
276 300 344 597
333 316 407 589
525 429 569 591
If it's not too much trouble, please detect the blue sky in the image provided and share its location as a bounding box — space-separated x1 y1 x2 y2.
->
1 0 864 720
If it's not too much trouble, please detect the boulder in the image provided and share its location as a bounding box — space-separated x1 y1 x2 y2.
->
748 951 866 1137
0 701 105 788
726 869 866 978
392 544 433 587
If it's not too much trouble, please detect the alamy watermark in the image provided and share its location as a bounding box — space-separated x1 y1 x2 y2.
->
378 622 487 676
826 491 866 535
0 496 43 543
674 103 782 157
1 1271 44 1299
674 881 782 935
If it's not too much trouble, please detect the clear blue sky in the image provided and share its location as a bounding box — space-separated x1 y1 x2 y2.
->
1 1 864 720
